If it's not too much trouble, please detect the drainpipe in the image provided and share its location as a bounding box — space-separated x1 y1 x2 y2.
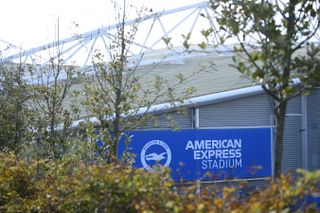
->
193 108 201 194
194 108 200 129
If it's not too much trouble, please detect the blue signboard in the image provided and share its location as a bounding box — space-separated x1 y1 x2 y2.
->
119 128 272 181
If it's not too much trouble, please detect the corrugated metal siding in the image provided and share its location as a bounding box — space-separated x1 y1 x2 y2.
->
280 97 303 173
286 96 301 114
198 94 272 128
307 88 320 170
281 116 302 173
144 109 193 129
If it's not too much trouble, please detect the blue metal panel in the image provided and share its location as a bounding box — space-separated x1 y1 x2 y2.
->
119 128 272 181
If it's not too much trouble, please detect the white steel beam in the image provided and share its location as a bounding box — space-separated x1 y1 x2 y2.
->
2 1 212 66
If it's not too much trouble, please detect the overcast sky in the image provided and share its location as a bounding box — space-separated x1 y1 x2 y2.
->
1 0 204 49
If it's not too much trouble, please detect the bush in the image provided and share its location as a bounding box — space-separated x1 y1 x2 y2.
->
0 153 176 212
0 152 50 212
0 152 319 212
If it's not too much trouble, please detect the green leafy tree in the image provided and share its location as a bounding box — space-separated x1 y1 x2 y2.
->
82 0 196 162
0 61 31 152
28 44 78 158
211 0 320 178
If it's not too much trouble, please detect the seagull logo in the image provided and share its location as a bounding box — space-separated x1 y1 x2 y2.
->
145 152 167 161
141 140 172 171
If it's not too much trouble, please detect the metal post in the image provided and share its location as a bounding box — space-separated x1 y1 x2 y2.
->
194 108 201 194
195 108 200 129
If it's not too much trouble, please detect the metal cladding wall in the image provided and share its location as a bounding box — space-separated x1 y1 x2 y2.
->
198 94 272 128
282 108 302 173
307 88 320 171
144 110 193 130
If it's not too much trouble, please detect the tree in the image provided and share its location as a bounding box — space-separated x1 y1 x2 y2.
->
28 41 78 158
0 59 31 152
211 0 320 178
81 0 196 162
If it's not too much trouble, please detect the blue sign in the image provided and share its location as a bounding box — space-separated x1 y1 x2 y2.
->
119 128 272 181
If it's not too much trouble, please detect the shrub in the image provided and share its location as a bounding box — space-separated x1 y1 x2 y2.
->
0 152 319 212
0 152 50 212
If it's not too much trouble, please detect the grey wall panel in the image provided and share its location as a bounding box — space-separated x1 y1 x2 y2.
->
286 96 301 114
199 94 273 127
144 109 193 130
307 88 320 170
280 96 303 173
281 116 302 173
279 96 302 173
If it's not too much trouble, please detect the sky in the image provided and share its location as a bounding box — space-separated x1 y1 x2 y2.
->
1 0 204 50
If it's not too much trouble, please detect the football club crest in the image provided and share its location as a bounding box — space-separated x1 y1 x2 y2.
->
140 140 172 171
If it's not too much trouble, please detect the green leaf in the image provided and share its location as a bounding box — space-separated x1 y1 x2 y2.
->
198 41 208 49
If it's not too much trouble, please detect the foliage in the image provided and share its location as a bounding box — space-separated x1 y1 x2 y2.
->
0 152 175 212
0 38 79 159
1 152 320 212
0 63 32 152
16 136 98 163
210 0 320 178
0 0 198 164
28 56 78 159
81 0 196 162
